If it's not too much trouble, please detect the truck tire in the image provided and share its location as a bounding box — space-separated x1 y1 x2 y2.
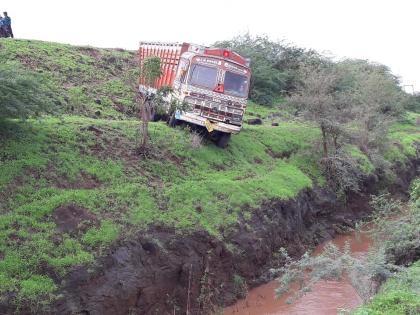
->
216 132 231 148
149 110 157 122
168 113 178 128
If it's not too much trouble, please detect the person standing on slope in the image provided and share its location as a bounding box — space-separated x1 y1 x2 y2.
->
2 12 13 38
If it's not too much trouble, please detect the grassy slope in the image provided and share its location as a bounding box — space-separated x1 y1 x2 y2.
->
0 39 419 308
0 116 318 307
0 39 138 118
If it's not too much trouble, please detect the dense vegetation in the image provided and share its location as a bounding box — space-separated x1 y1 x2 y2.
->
0 38 419 312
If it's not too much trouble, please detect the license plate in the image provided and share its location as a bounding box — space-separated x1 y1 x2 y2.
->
204 119 214 132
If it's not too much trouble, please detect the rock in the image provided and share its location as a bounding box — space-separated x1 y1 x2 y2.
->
247 118 262 125
87 125 103 134
95 99 102 105
271 122 279 126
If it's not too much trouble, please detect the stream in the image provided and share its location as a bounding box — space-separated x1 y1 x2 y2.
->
223 228 373 315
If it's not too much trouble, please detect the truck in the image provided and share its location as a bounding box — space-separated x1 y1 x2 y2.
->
138 42 251 148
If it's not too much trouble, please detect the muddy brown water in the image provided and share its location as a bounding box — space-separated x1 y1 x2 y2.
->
224 229 373 315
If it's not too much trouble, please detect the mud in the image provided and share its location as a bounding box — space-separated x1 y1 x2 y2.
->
223 225 373 315
53 171 101 190
53 203 99 235
39 158 420 314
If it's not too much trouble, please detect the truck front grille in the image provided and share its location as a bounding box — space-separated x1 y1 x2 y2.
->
186 96 243 125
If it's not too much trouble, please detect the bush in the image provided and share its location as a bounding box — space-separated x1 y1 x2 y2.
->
272 244 397 304
320 153 362 198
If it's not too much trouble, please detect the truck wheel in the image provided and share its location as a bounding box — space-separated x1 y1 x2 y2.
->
168 113 178 128
216 132 231 148
149 109 157 122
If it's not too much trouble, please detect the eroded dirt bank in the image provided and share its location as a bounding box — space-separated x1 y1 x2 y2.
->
52 159 418 315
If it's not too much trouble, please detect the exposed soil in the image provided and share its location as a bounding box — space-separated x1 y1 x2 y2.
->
53 203 99 235
52 171 101 190
266 147 296 159
46 157 419 315
84 126 145 172
78 47 101 60
84 125 190 178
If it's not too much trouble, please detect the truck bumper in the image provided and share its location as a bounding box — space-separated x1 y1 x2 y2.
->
177 112 241 134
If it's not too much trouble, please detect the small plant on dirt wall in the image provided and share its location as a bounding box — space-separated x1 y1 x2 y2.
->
272 244 400 304
233 274 248 298
197 259 218 314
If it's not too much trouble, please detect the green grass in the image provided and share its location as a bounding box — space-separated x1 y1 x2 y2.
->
0 39 418 311
0 115 319 306
0 39 138 118
245 101 282 119
385 112 420 163
353 261 420 315
0 113 414 309
347 145 375 175
244 99 295 123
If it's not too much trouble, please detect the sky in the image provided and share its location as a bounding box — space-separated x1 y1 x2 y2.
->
2 0 419 92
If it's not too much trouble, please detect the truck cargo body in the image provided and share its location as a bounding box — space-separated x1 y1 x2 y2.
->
139 42 251 135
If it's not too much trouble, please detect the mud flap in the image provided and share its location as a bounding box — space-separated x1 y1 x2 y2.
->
204 119 214 133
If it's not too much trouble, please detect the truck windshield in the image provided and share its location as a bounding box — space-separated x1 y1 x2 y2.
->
224 71 249 98
189 64 218 90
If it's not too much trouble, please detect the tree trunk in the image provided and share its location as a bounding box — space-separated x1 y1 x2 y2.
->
333 134 338 154
321 125 328 158
139 97 150 151
142 102 149 149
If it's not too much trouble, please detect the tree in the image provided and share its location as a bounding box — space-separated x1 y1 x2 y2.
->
289 63 364 196
138 56 162 151
288 59 406 196
136 57 190 153
336 60 405 158
289 64 347 157
215 34 285 105
0 62 55 122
